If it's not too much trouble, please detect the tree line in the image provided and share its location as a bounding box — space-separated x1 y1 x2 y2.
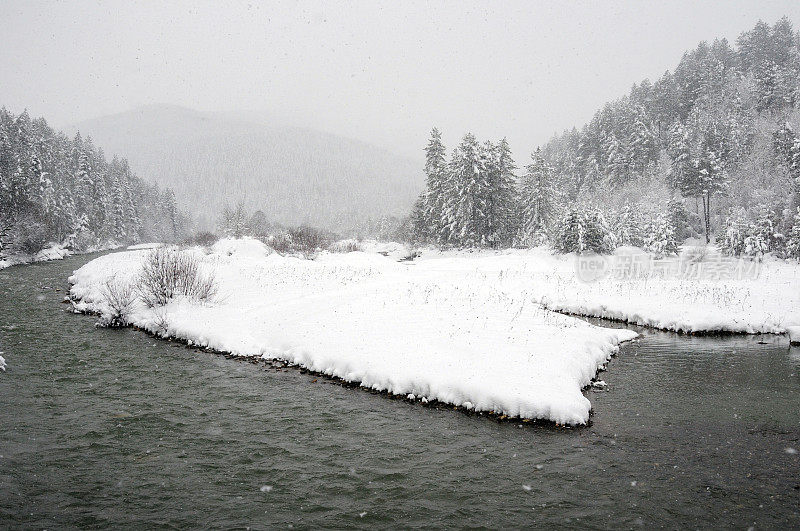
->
0 108 187 258
411 17 800 260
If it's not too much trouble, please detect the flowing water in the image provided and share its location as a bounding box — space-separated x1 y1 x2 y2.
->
1 252 799 528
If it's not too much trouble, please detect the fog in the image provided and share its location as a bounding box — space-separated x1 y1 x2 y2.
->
3 0 800 158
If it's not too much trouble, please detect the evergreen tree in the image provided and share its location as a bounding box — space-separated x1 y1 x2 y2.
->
786 207 800 259
445 134 487 247
612 203 645 247
554 206 616 254
667 197 692 242
643 213 679 257
518 148 556 246
421 128 447 244
483 138 517 247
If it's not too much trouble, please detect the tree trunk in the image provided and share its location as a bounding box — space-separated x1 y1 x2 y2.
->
701 194 709 244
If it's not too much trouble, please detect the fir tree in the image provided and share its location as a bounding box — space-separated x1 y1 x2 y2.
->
786 207 800 259
483 138 517 247
421 128 447 244
445 134 487 247
643 213 679 258
612 203 645 247
518 148 556 246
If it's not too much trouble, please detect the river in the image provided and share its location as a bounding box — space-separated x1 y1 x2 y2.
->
1 252 798 528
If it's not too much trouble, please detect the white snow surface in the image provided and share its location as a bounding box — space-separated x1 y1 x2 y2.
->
412 245 800 334
521 246 800 334
69 238 638 425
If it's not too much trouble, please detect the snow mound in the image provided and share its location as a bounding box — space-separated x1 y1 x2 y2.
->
359 240 411 260
69 243 638 424
0 354 6 372
211 237 272 258
34 243 72 262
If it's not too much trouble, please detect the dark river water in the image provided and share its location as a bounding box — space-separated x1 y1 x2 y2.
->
1 252 799 529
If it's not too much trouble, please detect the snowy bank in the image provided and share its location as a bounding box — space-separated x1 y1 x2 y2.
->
1 241 124 270
0 243 73 270
412 245 800 335
69 238 637 425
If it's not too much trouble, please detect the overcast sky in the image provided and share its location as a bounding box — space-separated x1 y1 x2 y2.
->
3 0 800 159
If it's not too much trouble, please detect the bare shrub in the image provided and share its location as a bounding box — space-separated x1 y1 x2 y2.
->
182 231 218 248
260 226 335 257
99 276 135 327
290 226 332 251
152 308 170 337
328 239 361 253
137 247 218 307
263 233 292 254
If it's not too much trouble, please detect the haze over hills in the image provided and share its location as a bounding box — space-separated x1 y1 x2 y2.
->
68 105 423 232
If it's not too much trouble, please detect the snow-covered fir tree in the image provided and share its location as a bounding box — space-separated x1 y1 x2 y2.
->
719 209 750 256
445 134 488 247
420 128 448 244
612 203 645 247
483 138 517 248
518 148 556 246
642 212 679 257
786 207 800 259
553 206 616 254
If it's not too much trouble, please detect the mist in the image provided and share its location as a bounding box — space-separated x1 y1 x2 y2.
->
3 0 800 158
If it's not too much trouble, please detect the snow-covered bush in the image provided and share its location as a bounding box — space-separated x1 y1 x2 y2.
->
719 206 782 258
99 276 135 327
328 239 362 253
611 204 645 247
261 226 334 257
137 247 217 307
554 207 616 254
642 213 680 258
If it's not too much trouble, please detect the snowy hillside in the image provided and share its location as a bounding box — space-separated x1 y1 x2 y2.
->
68 105 423 231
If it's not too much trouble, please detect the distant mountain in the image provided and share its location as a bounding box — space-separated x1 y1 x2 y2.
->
68 105 423 231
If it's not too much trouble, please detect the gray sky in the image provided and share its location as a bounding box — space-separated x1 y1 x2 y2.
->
3 0 800 159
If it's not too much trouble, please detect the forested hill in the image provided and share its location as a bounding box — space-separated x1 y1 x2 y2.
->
409 17 800 259
538 16 800 245
69 105 423 232
0 108 186 259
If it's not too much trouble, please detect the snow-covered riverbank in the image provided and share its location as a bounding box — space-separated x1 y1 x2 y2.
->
69 239 638 425
0 241 148 270
444 245 800 335
0 243 74 270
